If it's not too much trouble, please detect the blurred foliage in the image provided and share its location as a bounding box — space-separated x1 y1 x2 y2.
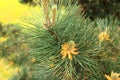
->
78 0 120 20
0 58 18 80
0 24 27 58
19 0 37 6
19 0 33 4
19 0 120 20
0 24 32 80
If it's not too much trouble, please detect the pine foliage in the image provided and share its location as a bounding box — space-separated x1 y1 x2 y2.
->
17 0 120 80
5 0 120 80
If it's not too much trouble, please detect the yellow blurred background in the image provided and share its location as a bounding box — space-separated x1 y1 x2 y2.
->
0 0 32 24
